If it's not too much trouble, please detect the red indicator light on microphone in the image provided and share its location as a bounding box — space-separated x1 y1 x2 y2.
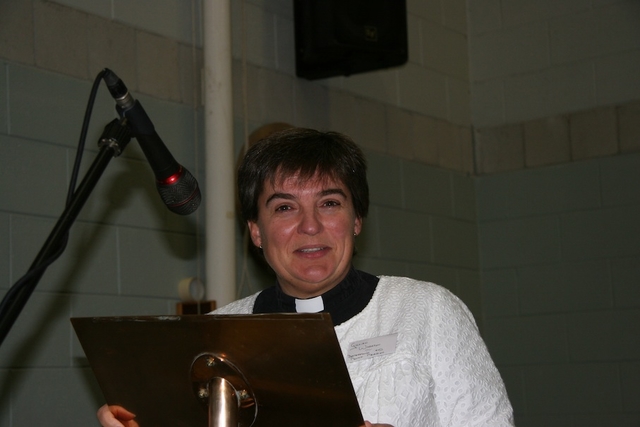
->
160 168 182 186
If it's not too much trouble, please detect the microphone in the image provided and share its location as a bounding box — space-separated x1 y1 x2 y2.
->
102 68 201 215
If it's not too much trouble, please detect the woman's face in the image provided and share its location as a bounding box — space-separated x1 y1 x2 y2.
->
247 173 362 298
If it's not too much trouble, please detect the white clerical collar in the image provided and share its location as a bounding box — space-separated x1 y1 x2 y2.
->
295 295 324 313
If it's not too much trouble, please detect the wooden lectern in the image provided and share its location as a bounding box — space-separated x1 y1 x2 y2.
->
72 313 364 427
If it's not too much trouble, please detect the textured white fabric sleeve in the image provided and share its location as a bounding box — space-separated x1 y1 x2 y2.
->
427 286 514 427
209 293 258 314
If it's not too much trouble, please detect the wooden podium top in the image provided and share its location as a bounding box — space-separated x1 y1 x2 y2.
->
72 313 363 427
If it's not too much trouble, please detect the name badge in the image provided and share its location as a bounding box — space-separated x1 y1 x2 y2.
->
347 333 398 361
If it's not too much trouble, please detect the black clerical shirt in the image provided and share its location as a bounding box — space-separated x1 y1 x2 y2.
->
252 268 379 326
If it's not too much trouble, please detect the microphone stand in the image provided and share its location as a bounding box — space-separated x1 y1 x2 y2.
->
0 118 132 347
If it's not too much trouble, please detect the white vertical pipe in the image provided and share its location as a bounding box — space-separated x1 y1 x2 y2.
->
202 0 236 306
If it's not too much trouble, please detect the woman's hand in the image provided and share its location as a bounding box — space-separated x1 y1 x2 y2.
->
97 404 139 427
97 405 391 427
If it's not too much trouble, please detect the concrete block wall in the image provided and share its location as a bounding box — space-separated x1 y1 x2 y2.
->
1 0 203 105
475 101 640 174
468 0 640 129
469 0 640 174
468 1 640 425
477 153 640 425
228 0 474 174
353 150 481 322
0 0 204 425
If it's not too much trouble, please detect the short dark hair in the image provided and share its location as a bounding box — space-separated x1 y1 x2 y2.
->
237 128 369 223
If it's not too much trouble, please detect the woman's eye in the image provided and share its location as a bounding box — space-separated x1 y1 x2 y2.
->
275 205 291 212
323 200 340 207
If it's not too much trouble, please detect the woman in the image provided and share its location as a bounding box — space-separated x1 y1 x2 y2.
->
99 128 514 427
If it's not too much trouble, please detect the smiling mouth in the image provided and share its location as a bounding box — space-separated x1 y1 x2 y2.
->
298 247 325 253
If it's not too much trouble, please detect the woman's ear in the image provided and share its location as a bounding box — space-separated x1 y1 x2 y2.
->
354 217 363 236
247 221 262 248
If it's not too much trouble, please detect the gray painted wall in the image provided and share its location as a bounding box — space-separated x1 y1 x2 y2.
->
477 154 640 425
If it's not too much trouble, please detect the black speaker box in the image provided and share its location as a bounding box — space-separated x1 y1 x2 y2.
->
294 0 408 80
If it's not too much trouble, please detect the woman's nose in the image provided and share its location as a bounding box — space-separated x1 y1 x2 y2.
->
298 209 322 235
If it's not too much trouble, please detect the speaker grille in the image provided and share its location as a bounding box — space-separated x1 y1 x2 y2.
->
294 0 408 80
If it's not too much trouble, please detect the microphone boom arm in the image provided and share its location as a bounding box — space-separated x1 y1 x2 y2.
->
0 119 132 347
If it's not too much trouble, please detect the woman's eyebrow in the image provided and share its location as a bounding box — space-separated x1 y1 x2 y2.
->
264 192 294 206
319 188 347 198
